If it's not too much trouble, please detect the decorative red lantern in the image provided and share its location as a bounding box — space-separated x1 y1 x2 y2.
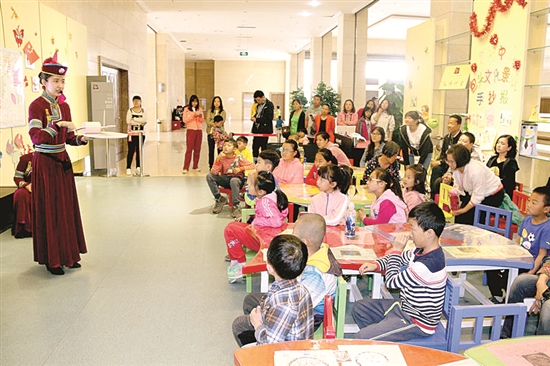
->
514 60 521 70
490 34 498 45
471 63 478 73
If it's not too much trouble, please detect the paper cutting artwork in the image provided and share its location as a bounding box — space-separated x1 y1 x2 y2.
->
274 350 339 366
0 48 26 128
338 345 407 366
332 246 376 261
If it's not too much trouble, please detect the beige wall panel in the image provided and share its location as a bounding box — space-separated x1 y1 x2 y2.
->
215 60 285 122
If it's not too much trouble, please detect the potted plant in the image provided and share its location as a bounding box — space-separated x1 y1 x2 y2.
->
312 81 341 116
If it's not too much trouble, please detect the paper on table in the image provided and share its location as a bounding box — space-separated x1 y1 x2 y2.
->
338 344 407 366
437 359 479 366
485 338 550 365
274 350 339 366
332 245 376 261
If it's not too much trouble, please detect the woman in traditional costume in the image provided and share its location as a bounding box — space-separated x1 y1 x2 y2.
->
28 51 89 275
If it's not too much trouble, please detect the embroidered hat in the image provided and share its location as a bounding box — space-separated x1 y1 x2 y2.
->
41 50 67 76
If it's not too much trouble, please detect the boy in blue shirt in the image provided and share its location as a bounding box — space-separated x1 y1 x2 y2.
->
488 186 550 303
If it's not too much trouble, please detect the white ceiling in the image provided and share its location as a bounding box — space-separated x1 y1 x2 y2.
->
140 0 431 61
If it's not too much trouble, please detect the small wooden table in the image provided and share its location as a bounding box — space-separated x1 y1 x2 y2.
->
234 339 468 366
464 335 550 366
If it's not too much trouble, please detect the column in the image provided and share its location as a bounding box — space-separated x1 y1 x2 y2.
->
322 33 333 86
310 37 323 90
354 10 368 109
337 13 356 103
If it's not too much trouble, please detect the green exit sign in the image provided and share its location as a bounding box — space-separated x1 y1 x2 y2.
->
239 51 248 56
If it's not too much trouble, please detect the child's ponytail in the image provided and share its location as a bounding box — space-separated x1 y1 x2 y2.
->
373 167 404 201
256 171 288 212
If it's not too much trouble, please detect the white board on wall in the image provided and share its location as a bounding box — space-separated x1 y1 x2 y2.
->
0 47 25 128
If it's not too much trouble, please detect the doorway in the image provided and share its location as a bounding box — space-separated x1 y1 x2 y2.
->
270 93 285 120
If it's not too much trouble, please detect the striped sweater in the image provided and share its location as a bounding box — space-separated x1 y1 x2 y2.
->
375 246 447 334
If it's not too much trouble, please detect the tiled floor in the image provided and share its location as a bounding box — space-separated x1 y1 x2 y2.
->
0 124 266 365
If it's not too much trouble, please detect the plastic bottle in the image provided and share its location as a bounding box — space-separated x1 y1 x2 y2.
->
345 202 356 238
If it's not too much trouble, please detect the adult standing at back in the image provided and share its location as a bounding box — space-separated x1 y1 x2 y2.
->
288 98 306 136
306 94 322 139
182 94 205 173
126 95 147 176
429 115 462 198
314 104 336 142
206 96 226 169
372 99 395 141
251 90 274 158
398 110 433 171
337 99 358 126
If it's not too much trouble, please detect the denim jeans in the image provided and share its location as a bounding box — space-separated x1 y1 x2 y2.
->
502 274 550 337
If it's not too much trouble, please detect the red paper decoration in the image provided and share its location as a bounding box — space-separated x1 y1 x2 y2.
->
471 63 478 73
470 0 528 38
514 60 521 70
490 34 499 45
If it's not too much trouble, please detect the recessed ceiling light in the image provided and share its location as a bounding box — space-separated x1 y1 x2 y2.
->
299 11 312 17
308 0 321 7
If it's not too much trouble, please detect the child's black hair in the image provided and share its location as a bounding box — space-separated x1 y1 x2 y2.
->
225 139 238 149
371 167 403 201
532 186 550 207
316 148 338 165
213 115 224 123
409 201 446 237
267 234 308 280
258 150 280 170
284 139 300 160
405 164 427 194
254 171 288 212
298 128 308 135
317 165 352 195
236 136 248 144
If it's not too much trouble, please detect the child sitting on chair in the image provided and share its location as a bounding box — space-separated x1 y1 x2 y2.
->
488 186 550 304
206 139 255 218
240 213 342 331
232 234 314 346
352 202 447 341
224 171 288 283
236 136 254 163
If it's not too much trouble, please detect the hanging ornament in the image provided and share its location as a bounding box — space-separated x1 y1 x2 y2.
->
471 63 478 73
469 0 528 38
514 60 521 70
490 34 499 45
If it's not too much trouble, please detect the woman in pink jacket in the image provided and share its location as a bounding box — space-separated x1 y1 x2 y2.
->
309 165 353 226
273 139 304 184
182 94 205 173
337 99 358 126
316 132 351 166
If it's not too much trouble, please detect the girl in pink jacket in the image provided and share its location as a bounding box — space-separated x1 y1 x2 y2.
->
225 171 289 282
402 164 427 214
359 167 407 225
309 165 353 226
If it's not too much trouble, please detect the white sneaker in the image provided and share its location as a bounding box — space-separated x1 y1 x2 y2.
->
193 168 201 172
182 169 188 174
126 169 132 176
136 167 141 175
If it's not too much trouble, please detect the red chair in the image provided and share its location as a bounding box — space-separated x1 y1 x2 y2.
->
219 186 246 211
512 190 529 216
515 182 524 192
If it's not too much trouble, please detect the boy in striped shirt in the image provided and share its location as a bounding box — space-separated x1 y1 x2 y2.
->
352 202 447 341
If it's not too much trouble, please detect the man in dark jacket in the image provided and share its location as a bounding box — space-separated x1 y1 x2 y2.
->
251 90 274 158
429 114 462 198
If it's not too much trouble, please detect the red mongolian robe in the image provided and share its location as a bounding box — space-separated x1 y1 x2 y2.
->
28 93 87 267
12 153 33 237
